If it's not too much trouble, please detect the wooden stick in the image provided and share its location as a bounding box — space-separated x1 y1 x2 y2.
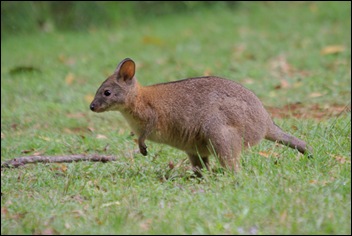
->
1 154 118 168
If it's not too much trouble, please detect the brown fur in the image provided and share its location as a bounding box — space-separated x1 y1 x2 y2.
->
90 58 312 176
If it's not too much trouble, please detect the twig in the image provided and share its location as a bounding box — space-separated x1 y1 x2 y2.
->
1 154 118 168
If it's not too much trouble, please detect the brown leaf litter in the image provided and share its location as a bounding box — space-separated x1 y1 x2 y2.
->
266 103 350 120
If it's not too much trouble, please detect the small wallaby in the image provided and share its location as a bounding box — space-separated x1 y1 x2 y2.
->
90 58 312 176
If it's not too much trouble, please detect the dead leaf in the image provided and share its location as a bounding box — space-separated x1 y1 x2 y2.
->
233 44 246 54
224 212 235 219
58 54 76 66
269 91 277 98
291 125 298 131
203 68 212 76
331 154 351 164
9 212 26 220
191 188 205 194
37 228 56 235
309 179 329 186
270 55 310 80
280 79 290 88
293 81 303 88
58 54 66 63
64 127 89 134
309 3 318 13
258 151 279 158
142 36 164 46
1 207 8 217
258 151 270 158
155 58 167 65
101 201 121 208
309 92 324 98
95 217 104 225
96 134 107 139
270 55 295 77
140 219 152 231
71 195 85 203
66 112 86 119
267 103 350 120
21 148 34 154
84 94 94 104
320 45 345 55
72 210 85 218
280 210 287 224
63 128 73 134
50 164 67 173
274 79 290 90
242 78 254 85
168 161 175 170
11 123 18 130
59 164 67 172
65 73 75 85
33 151 44 156
39 136 51 142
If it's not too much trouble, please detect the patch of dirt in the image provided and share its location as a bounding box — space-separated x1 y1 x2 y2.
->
266 103 350 120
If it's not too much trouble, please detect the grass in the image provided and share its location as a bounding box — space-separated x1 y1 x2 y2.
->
1 2 351 234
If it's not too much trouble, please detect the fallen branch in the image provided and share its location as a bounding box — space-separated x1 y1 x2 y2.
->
1 154 118 168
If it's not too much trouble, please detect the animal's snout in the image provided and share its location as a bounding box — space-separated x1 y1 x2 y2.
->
90 103 96 111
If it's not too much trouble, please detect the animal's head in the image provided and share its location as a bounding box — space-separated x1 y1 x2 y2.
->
90 58 137 113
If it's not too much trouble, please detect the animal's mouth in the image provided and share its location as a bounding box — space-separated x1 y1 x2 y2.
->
91 106 108 113
90 102 105 113
90 101 123 113
90 102 114 113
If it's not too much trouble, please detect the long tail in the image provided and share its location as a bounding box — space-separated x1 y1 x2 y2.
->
265 123 313 157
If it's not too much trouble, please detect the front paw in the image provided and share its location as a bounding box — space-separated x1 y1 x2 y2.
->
139 143 148 156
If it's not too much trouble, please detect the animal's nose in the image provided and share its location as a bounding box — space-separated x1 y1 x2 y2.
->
90 103 95 111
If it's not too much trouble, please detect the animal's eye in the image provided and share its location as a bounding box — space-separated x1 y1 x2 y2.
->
104 90 111 96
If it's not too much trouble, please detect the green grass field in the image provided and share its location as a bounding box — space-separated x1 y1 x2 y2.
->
1 2 351 234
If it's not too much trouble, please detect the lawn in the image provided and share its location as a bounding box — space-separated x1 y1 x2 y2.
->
1 2 351 234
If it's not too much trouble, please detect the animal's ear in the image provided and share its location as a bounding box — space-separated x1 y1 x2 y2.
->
115 58 135 82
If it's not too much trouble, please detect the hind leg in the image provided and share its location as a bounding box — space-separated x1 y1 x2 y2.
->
206 126 242 172
187 153 209 177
